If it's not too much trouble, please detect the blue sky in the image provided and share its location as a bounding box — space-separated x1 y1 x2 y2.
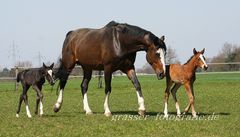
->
1 0 240 69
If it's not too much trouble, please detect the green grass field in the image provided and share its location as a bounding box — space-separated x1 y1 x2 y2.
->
0 73 240 137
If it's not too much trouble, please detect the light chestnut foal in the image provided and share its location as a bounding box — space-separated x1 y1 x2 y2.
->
163 48 208 118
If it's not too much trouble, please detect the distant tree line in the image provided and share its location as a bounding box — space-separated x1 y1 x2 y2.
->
208 43 240 71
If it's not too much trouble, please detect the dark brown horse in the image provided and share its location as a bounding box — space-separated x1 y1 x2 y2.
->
163 48 208 118
54 21 167 116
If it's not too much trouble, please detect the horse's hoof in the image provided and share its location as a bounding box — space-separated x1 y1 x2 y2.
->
164 114 169 119
53 107 60 113
192 114 198 118
86 111 93 115
104 112 112 117
16 114 19 118
138 110 145 117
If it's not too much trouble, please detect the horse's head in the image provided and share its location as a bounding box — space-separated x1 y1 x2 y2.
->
193 48 208 70
146 35 166 80
42 63 55 85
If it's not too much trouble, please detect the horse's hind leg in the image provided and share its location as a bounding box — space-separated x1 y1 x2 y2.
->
23 85 32 118
171 83 181 117
16 84 30 118
103 66 113 117
163 79 173 118
81 69 93 115
53 57 74 113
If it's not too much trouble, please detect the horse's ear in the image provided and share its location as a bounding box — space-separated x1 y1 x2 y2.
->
43 63 47 68
160 35 165 42
201 48 205 54
50 63 54 69
193 48 197 55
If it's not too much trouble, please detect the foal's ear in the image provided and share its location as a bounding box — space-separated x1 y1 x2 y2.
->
193 48 197 55
43 63 47 68
50 63 54 69
201 48 205 54
160 35 165 42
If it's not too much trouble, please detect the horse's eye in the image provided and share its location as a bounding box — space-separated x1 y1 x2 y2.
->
156 53 160 57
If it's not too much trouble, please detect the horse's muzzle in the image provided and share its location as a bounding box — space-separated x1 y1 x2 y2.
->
157 72 165 80
203 66 208 71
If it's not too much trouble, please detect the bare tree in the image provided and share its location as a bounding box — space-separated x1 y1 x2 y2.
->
210 43 240 71
166 46 180 64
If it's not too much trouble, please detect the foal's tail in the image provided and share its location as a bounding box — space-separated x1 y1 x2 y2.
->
16 71 22 83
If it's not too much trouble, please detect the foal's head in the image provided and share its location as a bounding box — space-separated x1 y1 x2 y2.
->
146 35 166 79
193 48 208 70
42 63 55 85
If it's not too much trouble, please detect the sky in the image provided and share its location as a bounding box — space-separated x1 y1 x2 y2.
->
0 0 240 69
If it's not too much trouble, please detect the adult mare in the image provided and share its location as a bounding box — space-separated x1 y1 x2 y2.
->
54 21 167 116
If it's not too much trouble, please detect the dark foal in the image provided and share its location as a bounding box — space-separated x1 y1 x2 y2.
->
163 48 208 118
16 63 54 118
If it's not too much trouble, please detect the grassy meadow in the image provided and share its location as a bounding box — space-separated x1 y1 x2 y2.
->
0 72 240 137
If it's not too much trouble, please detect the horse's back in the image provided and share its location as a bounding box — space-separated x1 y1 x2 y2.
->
167 64 185 84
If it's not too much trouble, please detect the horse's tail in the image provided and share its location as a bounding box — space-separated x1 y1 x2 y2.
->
16 71 22 83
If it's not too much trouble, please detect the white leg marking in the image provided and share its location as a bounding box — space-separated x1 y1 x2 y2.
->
55 89 63 108
26 105 32 118
83 93 92 114
16 114 19 118
104 94 111 116
164 102 168 118
136 91 145 111
176 103 181 116
40 101 43 116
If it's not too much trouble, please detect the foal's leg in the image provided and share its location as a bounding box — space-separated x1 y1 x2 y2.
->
22 85 32 118
81 69 93 115
184 82 197 117
126 69 145 116
16 84 30 117
163 79 172 118
33 84 43 116
171 83 182 117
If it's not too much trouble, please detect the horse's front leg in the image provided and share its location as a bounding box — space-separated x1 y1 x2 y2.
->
33 84 43 116
126 69 145 116
184 82 197 117
81 69 93 115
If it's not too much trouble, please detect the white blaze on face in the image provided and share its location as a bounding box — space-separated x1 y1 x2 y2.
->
199 54 208 68
47 70 53 77
157 48 166 73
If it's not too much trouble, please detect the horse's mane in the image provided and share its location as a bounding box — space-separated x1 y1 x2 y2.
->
184 55 194 65
106 21 159 46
